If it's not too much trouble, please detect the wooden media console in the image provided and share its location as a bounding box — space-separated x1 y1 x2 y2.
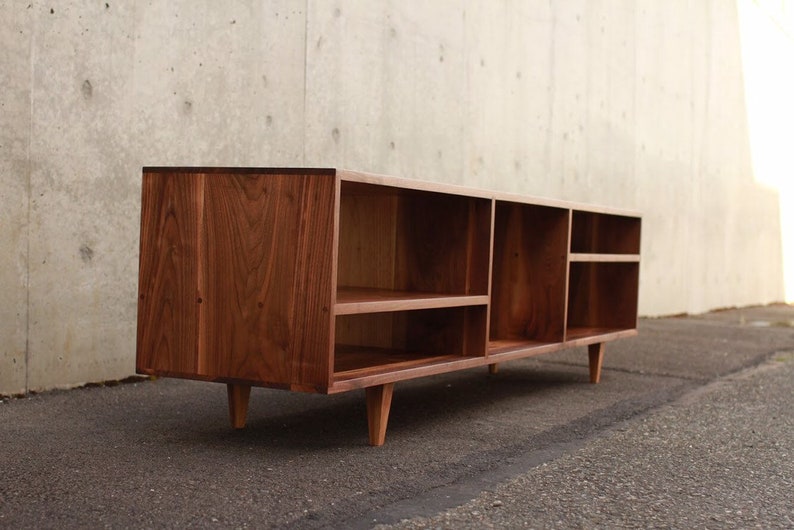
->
136 167 641 445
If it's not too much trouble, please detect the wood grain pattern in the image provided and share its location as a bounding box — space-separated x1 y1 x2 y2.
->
137 169 337 391
335 312 406 353
137 172 203 376
490 202 568 343
199 172 336 389
337 183 398 292
461 304 488 356
395 192 490 295
465 198 493 296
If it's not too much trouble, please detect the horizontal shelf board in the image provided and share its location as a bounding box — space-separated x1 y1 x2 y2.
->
569 253 641 263
338 169 493 199
335 287 488 315
487 338 559 355
565 327 638 344
486 340 570 364
335 349 455 376
330 328 637 392
334 345 466 378
331 346 485 391
338 170 642 217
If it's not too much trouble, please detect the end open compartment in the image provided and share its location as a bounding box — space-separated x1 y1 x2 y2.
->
571 211 641 255
566 261 639 341
488 201 569 354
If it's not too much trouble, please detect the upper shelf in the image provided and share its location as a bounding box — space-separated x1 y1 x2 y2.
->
571 211 641 254
336 180 492 300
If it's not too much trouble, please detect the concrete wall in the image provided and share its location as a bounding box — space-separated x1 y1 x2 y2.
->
0 0 786 395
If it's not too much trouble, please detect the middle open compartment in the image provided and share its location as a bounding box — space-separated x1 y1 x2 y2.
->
489 200 570 353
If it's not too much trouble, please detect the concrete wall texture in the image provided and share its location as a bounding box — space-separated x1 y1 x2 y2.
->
1 0 789 395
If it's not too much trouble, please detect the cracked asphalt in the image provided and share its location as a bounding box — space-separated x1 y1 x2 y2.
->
1 304 793 528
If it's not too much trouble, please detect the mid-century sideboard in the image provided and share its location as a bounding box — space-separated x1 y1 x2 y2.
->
136 167 641 445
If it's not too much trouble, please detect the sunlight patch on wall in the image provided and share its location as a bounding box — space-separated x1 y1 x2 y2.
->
737 0 794 302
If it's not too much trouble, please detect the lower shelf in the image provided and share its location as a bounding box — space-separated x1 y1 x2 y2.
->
487 338 556 355
565 327 632 341
334 345 459 379
330 328 638 392
332 346 484 391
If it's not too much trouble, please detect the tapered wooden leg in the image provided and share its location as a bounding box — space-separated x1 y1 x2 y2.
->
365 383 394 446
227 384 251 429
588 343 605 384
488 363 499 374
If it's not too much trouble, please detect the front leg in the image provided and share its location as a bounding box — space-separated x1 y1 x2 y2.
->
588 343 605 384
365 383 395 446
227 384 252 429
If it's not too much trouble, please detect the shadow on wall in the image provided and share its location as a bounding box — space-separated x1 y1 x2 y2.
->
738 0 794 303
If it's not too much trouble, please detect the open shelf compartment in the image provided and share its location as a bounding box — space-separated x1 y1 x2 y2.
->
571 211 641 255
566 261 639 341
336 181 492 313
488 201 569 352
334 306 487 381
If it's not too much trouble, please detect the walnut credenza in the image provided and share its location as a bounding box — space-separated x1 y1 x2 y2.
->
136 167 641 445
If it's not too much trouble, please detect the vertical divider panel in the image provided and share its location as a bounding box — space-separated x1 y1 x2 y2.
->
461 306 488 356
484 198 497 358
464 198 492 356
563 209 573 342
328 174 342 385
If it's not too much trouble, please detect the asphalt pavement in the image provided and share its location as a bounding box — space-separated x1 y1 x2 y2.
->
1 304 793 529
